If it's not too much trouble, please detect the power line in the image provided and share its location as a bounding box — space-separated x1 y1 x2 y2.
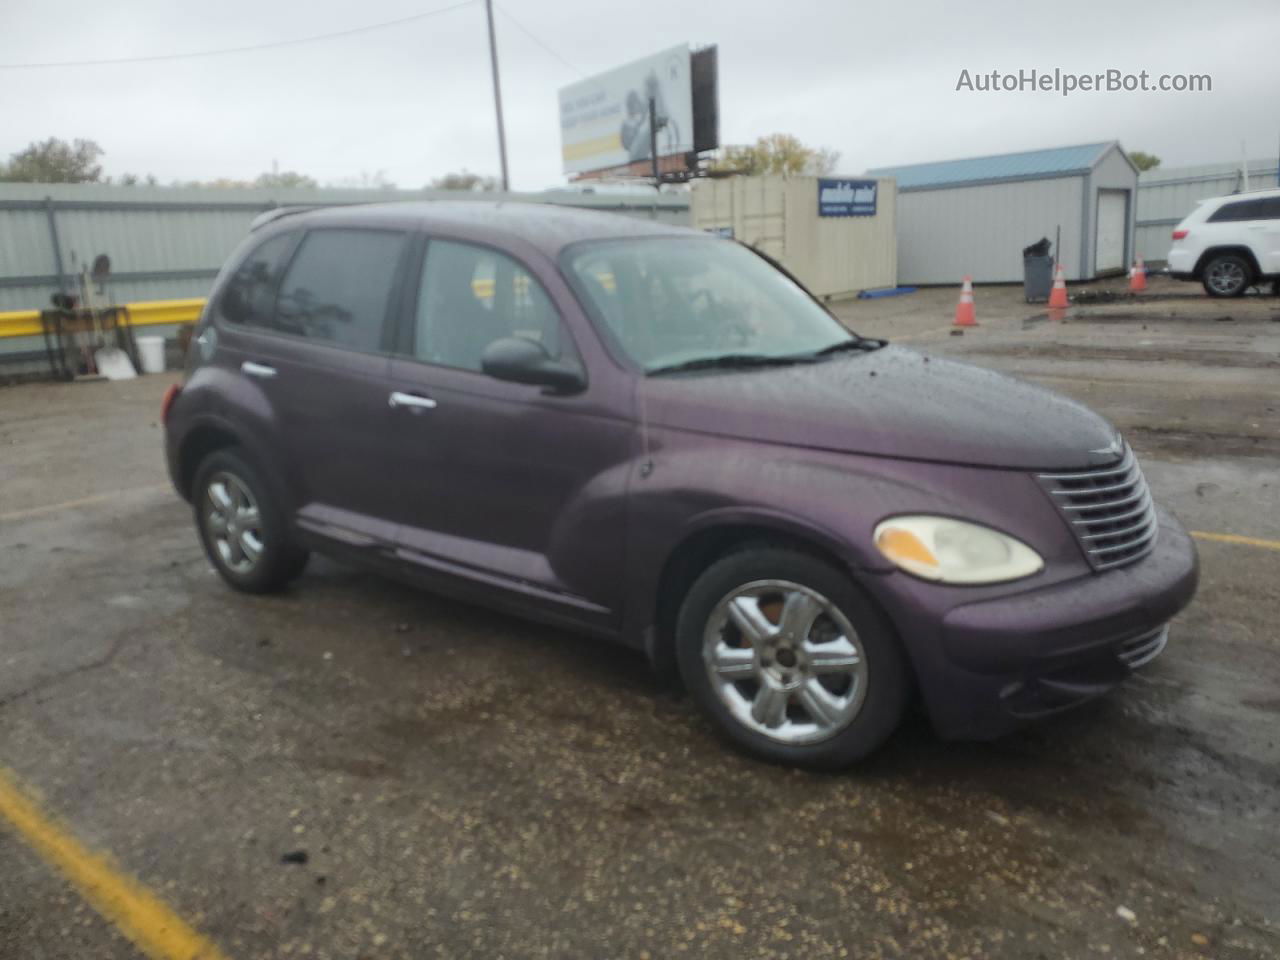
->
495 5 584 77
0 0 477 70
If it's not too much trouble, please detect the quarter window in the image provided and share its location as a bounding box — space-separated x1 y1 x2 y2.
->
412 240 562 371
219 232 296 327
273 229 407 353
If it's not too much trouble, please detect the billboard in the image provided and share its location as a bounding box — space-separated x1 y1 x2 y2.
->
818 178 878 217
559 46 696 176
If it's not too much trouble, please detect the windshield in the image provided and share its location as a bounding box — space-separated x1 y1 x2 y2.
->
564 237 860 372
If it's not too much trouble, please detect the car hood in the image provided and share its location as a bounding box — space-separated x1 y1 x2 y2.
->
640 345 1119 470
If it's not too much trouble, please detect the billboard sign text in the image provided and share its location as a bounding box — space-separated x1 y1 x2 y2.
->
559 46 694 176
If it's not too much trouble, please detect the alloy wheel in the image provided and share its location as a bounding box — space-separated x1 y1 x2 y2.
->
204 471 264 575
702 579 868 745
1206 259 1245 296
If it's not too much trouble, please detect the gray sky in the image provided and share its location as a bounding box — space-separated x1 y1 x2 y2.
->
2 0 1278 190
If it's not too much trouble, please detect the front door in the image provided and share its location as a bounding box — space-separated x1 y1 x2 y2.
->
383 237 634 625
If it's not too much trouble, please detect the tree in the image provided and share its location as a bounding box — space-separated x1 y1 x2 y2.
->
110 173 159 187
0 137 104 183
254 170 318 189
329 170 397 190
1129 151 1161 172
430 169 500 191
712 134 840 177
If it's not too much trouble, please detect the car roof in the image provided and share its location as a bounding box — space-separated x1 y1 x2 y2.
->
256 200 698 256
1203 187 1280 206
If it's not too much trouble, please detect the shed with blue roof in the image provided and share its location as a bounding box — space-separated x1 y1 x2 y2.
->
869 141 1137 284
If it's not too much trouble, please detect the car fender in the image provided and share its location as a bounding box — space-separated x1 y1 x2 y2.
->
170 365 302 514
621 436 1091 654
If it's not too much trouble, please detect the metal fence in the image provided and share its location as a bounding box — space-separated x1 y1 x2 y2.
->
0 183 690 375
1136 159 1280 265
0 183 690 314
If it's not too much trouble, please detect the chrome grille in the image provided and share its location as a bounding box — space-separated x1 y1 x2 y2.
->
1118 626 1169 669
1039 444 1158 571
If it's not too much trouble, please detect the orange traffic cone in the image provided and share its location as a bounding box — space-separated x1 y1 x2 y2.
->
1128 257 1147 293
1048 263 1069 308
953 276 977 327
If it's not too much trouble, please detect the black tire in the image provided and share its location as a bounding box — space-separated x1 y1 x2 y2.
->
1200 253 1251 298
192 447 308 593
675 546 909 769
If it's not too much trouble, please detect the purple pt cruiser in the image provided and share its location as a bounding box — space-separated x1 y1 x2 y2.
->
163 202 1199 768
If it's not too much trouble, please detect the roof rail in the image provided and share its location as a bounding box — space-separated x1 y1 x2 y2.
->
249 205 324 232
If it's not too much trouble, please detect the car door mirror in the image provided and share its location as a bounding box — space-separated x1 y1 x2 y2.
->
481 337 585 394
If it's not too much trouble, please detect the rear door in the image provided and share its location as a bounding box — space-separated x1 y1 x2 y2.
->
382 236 634 626
214 226 413 546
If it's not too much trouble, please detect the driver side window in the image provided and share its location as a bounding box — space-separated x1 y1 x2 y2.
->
412 239 563 372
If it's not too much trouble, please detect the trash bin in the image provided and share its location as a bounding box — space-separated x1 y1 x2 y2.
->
136 335 166 374
1022 238 1054 303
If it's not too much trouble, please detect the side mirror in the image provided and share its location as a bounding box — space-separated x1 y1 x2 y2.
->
481 337 586 394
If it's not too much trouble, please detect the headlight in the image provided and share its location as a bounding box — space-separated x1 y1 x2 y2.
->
873 516 1044 584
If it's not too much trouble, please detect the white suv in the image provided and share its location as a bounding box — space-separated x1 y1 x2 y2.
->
1167 188 1280 297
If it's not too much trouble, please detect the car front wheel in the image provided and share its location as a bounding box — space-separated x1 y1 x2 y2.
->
1201 254 1251 297
675 546 910 769
193 448 308 593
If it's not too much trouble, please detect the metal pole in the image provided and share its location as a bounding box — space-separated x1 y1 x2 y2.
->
483 0 510 192
648 97 660 185
44 196 68 297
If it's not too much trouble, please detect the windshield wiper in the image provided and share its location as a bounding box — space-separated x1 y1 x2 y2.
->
647 353 817 376
811 337 886 358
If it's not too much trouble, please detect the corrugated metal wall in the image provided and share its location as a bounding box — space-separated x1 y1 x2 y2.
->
895 176 1086 285
689 176 897 298
0 183 691 312
1136 159 1280 264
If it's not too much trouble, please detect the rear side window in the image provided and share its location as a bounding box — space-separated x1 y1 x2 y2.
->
219 232 296 327
411 239 563 372
1208 199 1264 222
273 229 407 353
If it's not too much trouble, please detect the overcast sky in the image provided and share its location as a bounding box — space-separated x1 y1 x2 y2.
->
2 0 1278 190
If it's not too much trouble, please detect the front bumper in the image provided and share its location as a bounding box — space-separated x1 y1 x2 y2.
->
901 507 1199 739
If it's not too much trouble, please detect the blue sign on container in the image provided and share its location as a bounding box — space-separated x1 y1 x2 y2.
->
818 179 877 217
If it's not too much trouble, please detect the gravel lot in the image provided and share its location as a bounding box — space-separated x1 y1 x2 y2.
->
1 275 1277 959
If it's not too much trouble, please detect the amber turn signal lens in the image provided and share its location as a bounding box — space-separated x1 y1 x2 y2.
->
876 527 938 568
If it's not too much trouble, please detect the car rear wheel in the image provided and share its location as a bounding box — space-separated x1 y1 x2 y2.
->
1201 254 1251 298
193 448 308 593
675 546 909 769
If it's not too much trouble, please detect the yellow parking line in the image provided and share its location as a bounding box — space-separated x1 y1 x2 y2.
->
0 485 171 523
1191 530 1280 551
0 767 230 960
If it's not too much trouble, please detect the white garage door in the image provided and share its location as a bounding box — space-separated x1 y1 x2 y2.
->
1095 190 1128 274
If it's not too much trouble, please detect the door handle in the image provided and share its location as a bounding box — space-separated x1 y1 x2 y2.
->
241 361 277 378
388 391 437 411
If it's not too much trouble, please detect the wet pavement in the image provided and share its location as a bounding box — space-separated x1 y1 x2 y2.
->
1 275 1277 959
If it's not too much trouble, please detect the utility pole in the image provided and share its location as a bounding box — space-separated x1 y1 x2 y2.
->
648 97 661 185
483 0 510 192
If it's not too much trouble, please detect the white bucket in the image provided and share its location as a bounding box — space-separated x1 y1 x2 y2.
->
136 336 166 374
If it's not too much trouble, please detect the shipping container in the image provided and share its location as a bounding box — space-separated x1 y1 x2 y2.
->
690 175 897 299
